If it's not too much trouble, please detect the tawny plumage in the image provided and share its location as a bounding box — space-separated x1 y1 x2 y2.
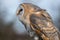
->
16 3 60 40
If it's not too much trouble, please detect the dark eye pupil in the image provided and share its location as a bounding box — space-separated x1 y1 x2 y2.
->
20 9 23 12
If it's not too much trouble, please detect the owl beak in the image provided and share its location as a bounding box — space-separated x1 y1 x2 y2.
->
16 10 20 15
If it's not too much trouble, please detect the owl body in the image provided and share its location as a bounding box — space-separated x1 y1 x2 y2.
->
16 3 60 40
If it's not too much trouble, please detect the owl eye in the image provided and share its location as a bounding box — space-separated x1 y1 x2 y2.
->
20 8 23 12
18 8 24 15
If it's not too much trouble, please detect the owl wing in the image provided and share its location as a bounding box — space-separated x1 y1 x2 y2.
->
30 11 52 34
29 11 60 40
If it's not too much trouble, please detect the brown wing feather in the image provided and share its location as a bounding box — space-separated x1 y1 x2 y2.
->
30 11 60 40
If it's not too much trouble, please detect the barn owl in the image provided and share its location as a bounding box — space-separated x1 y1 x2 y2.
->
16 3 60 40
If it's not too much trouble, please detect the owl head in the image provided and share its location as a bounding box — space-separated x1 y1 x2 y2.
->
16 3 42 24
